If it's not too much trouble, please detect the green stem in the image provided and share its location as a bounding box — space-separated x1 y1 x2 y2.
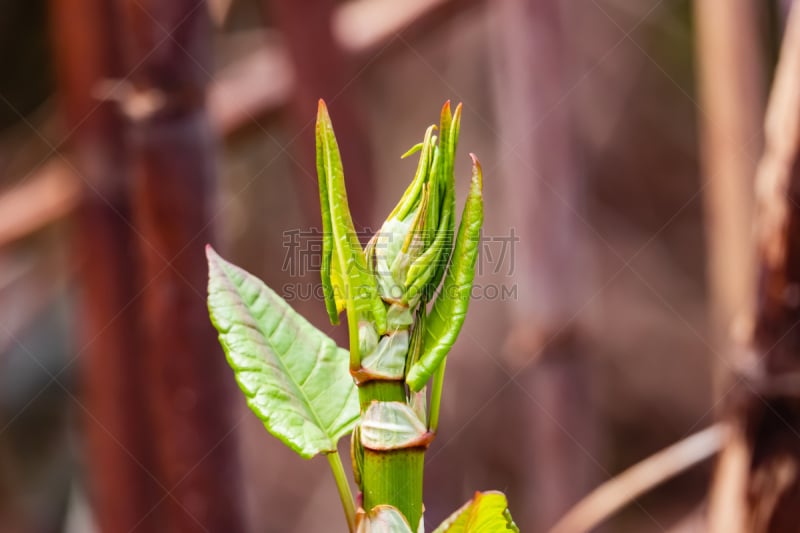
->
429 359 447 433
327 451 356 533
362 448 425 530
358 380 405 410
358 379 425 530
348 301 425 529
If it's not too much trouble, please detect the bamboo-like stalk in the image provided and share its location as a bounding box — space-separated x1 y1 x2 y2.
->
357 377 426 530
489 0 594 529
120 1 246 531
708 4 800 532
694 0 765 394
359 380 406 409
361 448 425 528
3 2 485 251
270 0 375 229
551 424 725 533
50 0 163 530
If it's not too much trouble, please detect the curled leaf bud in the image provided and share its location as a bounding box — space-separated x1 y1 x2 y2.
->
371 107 459 313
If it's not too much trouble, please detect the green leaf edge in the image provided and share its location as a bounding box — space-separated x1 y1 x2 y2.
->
406 154 484 391
432 491 519 533
206 245 359 459
316 99 387 335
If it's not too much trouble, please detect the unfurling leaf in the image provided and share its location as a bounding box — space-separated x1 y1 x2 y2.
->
360 330 410 381
207 246 359 459
316 100 387 336
406 154 484 391
356 505 415 533
424 101 461 301
360 401 428 450
432 491 519 533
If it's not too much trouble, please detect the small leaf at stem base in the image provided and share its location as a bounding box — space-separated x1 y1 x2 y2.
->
432 491 519 533
356 505 415 533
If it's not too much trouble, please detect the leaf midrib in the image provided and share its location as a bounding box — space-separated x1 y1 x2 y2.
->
218 258 338 449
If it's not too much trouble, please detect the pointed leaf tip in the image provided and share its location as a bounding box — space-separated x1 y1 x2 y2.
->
469 153 483 189
401 142 424 159
406 149 483 391
441 100 451 115
206 244 223 268
315 100 387 334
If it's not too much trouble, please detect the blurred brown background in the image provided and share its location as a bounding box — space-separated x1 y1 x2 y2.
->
0 0 793 532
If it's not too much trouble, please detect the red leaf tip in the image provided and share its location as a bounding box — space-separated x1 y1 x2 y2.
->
469 153 483 189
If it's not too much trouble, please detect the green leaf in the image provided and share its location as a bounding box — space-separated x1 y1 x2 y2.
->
429 102 461 287
316 103 343 324
401 142 424 159
404 208 452 301
360 330 410 380
432 491 519 533
406 154 484 391
206 246 359 459
316 100 387 336
391 125 437 221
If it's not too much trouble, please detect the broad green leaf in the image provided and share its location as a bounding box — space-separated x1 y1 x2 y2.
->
206 246 359 459
433 491 519 533
356 505 415 533
406 154 483 391
316 100 387 336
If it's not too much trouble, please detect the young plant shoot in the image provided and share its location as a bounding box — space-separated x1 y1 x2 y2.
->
206 100 518 532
